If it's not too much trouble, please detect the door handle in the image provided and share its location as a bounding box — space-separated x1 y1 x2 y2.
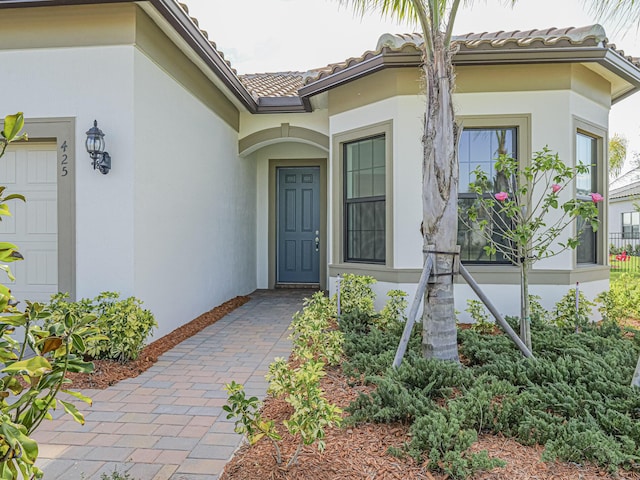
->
315 231 320 252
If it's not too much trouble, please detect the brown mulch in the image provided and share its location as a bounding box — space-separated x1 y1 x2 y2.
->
220 364 640 480
65 295 250 389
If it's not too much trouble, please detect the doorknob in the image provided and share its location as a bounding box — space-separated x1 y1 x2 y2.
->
315 234 320 252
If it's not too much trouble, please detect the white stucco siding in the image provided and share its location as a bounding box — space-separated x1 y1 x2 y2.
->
0 45 136 297
609 199 632 234
239 110 329 139
133 49 256 338
329 96 425 270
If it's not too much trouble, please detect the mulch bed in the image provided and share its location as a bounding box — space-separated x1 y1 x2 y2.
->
66 295 250 389
220 364 640 480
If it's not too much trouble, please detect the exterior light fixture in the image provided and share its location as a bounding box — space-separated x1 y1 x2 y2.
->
85 120 111 175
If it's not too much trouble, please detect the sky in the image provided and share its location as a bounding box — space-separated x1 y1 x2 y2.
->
182 0 640 177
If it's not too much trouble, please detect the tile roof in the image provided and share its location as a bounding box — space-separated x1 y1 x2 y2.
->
306 25 640 85
176 2 237 75
239 72 307 101
610 180 640 200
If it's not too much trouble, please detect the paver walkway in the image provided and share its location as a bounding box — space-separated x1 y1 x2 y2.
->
33 289 314 480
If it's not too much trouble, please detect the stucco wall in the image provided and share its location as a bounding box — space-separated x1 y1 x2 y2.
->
133 49 256 338
0 45 137 297
327 70 611 321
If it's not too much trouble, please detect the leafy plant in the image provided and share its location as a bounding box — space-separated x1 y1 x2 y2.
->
377 290 408 330
0 113 101 479
46 291 156 362
597 274 640 324
99 469 139 480
342 304 640 475
223 381 282 463
267 358 342 467
335 274 376 317
289 292 342 365
465 299 494 334
553 288 595 331
460 147 601 350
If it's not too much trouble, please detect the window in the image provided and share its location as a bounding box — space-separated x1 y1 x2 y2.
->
622 212 640 239
576 132 598 264
458 127 517 263
343 135 385 263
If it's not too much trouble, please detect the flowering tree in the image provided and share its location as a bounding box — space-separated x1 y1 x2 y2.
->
460 147 601 350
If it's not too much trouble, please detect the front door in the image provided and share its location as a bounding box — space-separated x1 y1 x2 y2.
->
277 167 320 284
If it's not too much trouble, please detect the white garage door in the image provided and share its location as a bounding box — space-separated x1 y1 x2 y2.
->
0 143 58 304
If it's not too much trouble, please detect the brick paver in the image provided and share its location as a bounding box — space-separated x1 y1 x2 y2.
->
33 290 313 480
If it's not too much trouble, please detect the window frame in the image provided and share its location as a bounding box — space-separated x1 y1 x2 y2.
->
622 211 640 240
343 134 386 264
574 118 606 267
331 121 394 268
456 115 531 267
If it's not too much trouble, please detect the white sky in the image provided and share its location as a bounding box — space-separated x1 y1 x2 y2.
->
183 0 640 176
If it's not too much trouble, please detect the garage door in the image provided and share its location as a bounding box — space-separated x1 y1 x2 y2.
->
0 143 58 304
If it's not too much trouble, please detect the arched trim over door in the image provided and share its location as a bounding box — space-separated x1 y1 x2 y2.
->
239 123 329 157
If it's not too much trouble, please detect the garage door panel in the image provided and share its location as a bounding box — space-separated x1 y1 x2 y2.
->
0 152 17 184
26 151 57 184
26 200 57 234
1 144 58 304
0 215 17 235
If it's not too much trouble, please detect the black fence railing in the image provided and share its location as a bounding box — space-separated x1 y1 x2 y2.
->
609 232 640 273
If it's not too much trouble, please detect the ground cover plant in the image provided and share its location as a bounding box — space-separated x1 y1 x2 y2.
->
343 301 640 478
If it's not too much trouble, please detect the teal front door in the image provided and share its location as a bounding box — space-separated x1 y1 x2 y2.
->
277 167 320 284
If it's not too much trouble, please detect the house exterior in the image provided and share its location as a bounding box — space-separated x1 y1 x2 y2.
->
1 0 639 335
609 180 640 254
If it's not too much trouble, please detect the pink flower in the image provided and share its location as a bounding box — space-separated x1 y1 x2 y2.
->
590 192 604 203
552 184 561 193
495 192 509 202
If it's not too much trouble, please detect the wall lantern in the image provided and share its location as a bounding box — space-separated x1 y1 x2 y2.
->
85 120 111 175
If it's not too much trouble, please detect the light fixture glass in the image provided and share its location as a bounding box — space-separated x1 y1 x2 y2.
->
85 120 111 174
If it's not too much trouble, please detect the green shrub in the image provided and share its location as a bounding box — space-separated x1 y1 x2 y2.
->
336 274 376 317
465 299 495 334
597 274 640 324
289 292 343 365
553 288 595 330
377 289 408 330
343 306 640 475
46 292 156 362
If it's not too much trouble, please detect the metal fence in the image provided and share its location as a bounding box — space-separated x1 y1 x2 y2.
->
609 233 640 273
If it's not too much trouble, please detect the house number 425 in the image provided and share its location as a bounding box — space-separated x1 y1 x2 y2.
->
60 140 69 177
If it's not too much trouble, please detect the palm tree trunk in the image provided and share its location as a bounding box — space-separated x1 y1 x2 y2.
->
421 33 460 362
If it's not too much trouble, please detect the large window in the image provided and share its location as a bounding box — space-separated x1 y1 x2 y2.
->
576 132 598 264
458 127 517 263
343 135 385 263
622 212 640 239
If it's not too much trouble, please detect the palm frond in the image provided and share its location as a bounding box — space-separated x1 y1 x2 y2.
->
584 0 640 28
337 0 419 24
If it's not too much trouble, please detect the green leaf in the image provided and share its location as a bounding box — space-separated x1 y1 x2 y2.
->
2 113 25 143
0 264 15 281
60 400 85 425
2 194 25 203
70 333 85 353
61 389 92 406
2 356 52 376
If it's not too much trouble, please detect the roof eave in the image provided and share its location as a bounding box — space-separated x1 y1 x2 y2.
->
255 97 312 114
299 50 419 98
0 0 260 113
300 45 640 103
